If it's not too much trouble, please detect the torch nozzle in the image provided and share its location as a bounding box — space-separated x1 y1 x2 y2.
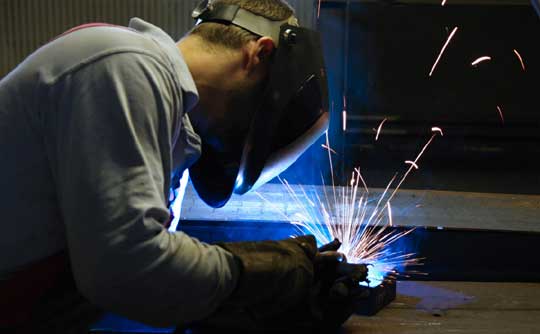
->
318 238 342 252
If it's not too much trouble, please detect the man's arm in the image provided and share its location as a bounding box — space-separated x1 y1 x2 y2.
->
45 51 239 326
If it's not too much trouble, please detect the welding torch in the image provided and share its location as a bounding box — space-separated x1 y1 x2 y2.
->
315 238 370 299
318 238 368 280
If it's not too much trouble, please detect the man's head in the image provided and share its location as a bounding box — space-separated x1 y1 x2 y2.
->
178 0 295 154
179 0 329 208
191 0 295 50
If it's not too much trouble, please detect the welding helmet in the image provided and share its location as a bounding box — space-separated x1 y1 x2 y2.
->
188 0 329 208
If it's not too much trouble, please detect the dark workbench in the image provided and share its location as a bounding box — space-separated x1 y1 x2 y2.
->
92 281 540 333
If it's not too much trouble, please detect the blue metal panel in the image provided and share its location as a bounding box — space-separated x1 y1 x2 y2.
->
532 0 540 16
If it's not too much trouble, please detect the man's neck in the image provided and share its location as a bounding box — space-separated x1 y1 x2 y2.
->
176 35 244 147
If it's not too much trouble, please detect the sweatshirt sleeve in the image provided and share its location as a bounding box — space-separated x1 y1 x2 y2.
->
45 51 239 326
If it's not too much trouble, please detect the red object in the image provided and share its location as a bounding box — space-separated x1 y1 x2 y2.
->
0 252 70 327
0 22 130 328
164 208 175 230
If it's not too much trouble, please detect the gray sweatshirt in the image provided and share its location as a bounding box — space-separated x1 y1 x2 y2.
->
0 18 239 326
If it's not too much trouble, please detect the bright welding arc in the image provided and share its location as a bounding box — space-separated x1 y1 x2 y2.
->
264 129 443 285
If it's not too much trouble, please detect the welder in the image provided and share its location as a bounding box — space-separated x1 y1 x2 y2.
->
0 0 367 332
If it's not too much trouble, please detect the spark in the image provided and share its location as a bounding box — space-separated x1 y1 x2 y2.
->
322 144 337 155
513 49 526 71
387 202 393 227
385 130 441 204
471 56 491 66
326 131 337 204
262 129 441 285
342 94 348 132
375 118 388 141
354 167 369 193
431 127 444 136
429 27 459 77
497 105 505 124
441 0 447 5
405 160 419 169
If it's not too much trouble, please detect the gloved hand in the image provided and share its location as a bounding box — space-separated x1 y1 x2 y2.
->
189 235 317 331
308 239 370 330
188 236 369 332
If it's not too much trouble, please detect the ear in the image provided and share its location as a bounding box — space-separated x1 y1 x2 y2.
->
243 37 275 74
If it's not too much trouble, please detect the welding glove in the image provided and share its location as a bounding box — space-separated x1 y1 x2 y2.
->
189 236 369 332
210 235 317 326
308 240 370 330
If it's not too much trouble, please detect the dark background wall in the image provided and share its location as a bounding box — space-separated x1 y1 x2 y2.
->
0 0 316 78
280 0 540 196
2 0 538 195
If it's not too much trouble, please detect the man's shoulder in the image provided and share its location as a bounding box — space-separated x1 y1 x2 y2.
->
20 24 171 86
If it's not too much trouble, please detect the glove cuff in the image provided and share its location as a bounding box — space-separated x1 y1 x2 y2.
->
218 235 316 305
203 235 317 326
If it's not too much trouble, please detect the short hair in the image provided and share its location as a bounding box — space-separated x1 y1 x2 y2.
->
189 0 295 50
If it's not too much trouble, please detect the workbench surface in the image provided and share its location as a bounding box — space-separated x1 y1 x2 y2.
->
92 281 540 334
343 281 540 334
